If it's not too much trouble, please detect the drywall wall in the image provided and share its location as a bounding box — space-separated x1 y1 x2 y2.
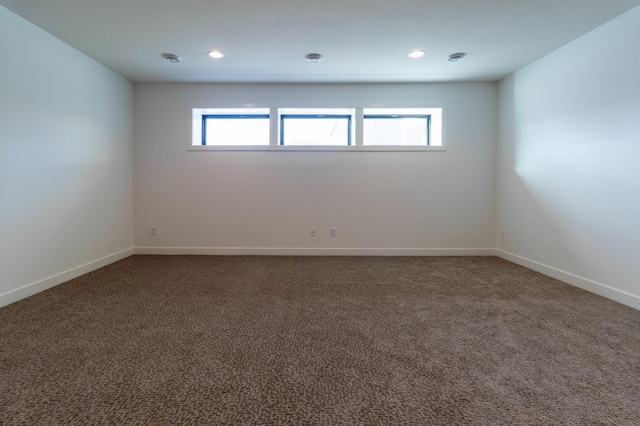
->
0 6 134 306
134 83 496 254
497 6 640 309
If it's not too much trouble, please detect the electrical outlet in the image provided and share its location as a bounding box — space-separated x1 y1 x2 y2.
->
500 229 505 239
151 227 157 236
310 227 316 237
330 227 336 237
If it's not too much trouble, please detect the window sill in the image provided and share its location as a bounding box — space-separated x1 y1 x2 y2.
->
187 145 446 152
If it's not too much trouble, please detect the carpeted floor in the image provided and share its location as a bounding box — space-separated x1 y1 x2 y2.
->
1 256 639 425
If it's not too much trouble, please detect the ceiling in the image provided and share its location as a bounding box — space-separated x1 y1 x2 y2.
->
2 0 639 83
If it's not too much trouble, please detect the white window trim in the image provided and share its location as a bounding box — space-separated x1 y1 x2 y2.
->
187 106 447 152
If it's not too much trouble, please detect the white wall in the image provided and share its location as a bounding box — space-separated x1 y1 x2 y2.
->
497 6 640 309
0 6 134 306
134 83 496 254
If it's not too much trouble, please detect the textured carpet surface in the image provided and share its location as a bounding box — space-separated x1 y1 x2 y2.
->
1 256 640 425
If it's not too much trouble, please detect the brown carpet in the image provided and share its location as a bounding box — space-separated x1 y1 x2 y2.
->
1 256 639 425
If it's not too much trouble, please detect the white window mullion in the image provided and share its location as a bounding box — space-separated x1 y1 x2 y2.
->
269 107 279 146
355 108 364 146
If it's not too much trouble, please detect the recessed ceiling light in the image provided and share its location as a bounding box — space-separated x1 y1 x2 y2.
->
408 50 425 58
448 52 466 62
162 53 181 63
306 53 322 62
208 51 224 59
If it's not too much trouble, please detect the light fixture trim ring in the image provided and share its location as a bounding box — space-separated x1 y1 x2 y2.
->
448 52 466 62
162 53 181 63
306 53 322 62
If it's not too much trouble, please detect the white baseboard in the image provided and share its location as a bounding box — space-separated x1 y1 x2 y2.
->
0 248 134 308
5 247 637 312
496 249 640 311
134 247 496 256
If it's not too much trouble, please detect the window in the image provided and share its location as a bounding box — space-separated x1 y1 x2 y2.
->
193 108 270 146
190 107 443 150
202 114 269 146
364 114 430 146
363 108 442 147
280 109 353 146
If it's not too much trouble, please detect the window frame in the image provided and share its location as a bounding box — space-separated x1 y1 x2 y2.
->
188 107 446 152
201 113 271 146
362 113 432 146
279 114 353 146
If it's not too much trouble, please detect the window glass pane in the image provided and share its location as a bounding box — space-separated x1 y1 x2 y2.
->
281 116 351 146
363 117 428 146
204 116 269 146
